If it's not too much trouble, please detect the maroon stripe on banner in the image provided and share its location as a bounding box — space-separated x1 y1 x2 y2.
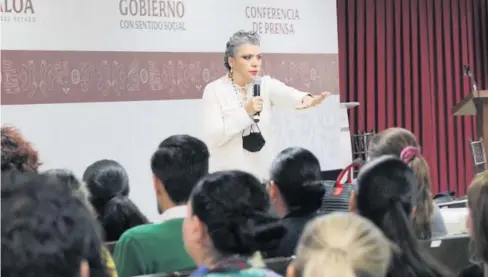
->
1 51 338 105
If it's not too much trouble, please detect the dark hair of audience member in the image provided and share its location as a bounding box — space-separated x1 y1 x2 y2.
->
1 125 41 173
83 159 149 241
356 155 453 277
269 147 325 214
368 127 434 240
467 171 488 264
1 168 30 188
151 135 209 205
1 172 111 277
191 170 286 258
43 168 94 212
44 168 82 190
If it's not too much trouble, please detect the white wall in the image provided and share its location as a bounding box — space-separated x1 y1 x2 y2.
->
1 0 341 221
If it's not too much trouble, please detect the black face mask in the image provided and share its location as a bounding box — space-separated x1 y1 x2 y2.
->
242 124 266 152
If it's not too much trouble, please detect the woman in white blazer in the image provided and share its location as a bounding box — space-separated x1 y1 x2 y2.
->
202 30 329 180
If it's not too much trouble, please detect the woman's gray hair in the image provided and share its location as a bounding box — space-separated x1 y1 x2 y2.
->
224 30 260 71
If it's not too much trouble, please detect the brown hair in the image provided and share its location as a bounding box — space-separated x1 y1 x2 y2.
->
467 171 488 263
1 125 41 173
368 127 434 240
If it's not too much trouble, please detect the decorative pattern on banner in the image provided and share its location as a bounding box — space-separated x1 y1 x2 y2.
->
1 51 338 105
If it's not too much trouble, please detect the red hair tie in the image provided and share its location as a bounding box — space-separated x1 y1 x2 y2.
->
400 146 421 163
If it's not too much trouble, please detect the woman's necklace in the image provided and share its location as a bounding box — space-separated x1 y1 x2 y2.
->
228 73 249 106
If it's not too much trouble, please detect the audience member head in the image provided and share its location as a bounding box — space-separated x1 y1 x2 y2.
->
1 172 110 277
43 168 92 213
467 171 488 264
1 168 31 188
288 212 392 277
1 125 41 173
44 168 82 190
183 170 285 266
151 135 209 213
268 147 325 217
83 159 148 241
368 127 434 239
355 155 452 277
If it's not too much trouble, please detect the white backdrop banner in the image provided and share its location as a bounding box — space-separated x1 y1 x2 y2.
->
1 0 343 221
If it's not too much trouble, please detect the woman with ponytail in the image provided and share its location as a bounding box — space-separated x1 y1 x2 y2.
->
83 159 149 241
183 170 285 277
265 147 326 258
368 127 447 239
287 212 393 277
354 155 453 277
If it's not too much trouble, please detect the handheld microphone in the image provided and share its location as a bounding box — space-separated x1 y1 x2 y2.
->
252 77 261 123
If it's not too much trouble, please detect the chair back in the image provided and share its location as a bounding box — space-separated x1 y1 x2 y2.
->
133 267 195 277
438 199 468 209
104 241 117 254
133 274 168 277
351 130 375 176
421 234 471 274
433 191 456 204
351 130 376 160
469 138 487 175
264 256 294 275
320 169 342 181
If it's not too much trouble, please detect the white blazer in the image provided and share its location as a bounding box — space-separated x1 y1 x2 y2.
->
202 75 308 180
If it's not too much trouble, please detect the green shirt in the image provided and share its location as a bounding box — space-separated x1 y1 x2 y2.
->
113 218 195 277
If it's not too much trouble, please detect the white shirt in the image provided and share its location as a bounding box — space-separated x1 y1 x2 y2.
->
202 75 308 180
154 205 187 223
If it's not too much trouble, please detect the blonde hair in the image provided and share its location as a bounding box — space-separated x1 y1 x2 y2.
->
467 171 488 264
293 212 392 277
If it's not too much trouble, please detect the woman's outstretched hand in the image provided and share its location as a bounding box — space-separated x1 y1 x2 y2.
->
296 92 330 110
